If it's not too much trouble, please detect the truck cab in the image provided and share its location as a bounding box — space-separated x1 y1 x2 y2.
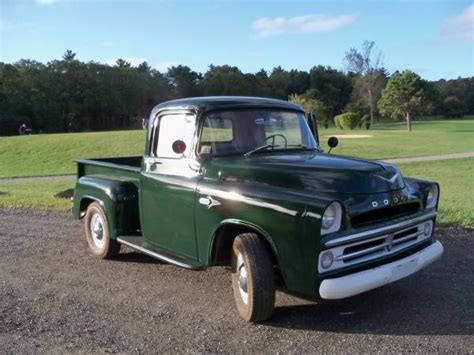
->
73 96 443 322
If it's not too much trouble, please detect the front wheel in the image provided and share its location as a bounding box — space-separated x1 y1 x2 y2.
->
84 202 120 259
231 233 275 322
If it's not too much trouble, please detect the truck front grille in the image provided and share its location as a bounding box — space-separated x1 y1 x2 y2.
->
318 220 433 273
351 202 421 229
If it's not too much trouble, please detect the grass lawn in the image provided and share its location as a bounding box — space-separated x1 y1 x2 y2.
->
0 118 472 227
0 158 472 228
0 119 473 178
319 119 474 159
398 158 474 228
0 130 145 178
0 179 75 211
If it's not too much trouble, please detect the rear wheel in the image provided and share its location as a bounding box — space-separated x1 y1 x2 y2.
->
84 202 120 259
231 233 275 322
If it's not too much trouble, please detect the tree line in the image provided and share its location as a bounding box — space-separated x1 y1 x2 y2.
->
0 46 472 136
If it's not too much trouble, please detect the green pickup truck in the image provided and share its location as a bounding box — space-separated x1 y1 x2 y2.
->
73 96 443 322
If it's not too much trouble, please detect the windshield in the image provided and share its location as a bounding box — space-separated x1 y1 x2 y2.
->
199 109 317 157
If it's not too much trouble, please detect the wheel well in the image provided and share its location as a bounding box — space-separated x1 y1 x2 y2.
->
211 223 277 266
79 198 97 218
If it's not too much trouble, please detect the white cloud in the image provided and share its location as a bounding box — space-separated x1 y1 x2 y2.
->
154 61 179 72
36 0 58 5
252 13 357 38
441 4 474 43
105 57 147 67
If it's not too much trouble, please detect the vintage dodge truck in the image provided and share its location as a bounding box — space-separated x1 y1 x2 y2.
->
73 96 443 322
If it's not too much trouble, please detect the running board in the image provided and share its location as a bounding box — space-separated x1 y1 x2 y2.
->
116 236 203 270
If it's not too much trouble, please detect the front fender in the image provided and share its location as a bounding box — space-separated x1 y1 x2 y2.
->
195 180 330 296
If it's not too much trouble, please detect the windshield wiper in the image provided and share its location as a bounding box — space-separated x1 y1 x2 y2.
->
244 144 318 157
244 144 278 157
286 144 318 151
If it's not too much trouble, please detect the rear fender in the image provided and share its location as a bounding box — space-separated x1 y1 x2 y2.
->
73 176 140 239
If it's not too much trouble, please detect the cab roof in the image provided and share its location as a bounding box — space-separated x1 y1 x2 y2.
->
150 96 304 117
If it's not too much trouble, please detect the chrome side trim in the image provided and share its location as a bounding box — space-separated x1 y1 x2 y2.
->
199 196 221 209
117 237 200 270
325 212 437 247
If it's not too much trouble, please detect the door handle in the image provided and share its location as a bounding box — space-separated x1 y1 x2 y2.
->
146 160 161 171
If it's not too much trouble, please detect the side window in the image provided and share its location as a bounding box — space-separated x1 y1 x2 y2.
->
155 114 195 158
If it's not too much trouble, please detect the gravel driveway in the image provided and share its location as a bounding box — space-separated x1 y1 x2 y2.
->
1 208 473 353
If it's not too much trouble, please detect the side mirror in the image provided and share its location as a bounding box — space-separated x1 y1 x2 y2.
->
172 140 187 155
327 136 338 153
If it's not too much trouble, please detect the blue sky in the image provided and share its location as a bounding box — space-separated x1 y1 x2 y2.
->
1 0 473 80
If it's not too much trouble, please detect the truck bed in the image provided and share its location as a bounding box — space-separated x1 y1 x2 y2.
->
76 156 142 185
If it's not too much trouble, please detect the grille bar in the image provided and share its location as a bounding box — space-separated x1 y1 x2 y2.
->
325 212 437 247
392 231 423 246
318 220 434 273
335 230 423 262
336 242 388 261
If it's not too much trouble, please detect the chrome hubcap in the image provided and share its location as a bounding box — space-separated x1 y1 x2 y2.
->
237 253 248 304
90 214 105 249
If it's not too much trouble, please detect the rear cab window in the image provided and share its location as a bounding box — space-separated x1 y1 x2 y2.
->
154 113 195 158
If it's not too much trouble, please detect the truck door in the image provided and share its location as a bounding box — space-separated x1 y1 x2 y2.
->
140 111 200 260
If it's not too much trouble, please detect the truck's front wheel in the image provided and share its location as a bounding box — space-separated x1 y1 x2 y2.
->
84 202 120 259
231 233 275 322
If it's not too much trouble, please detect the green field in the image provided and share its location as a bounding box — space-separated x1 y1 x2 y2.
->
0 179 75 211
319 119 474 159
0 130 145 178
398 158 473 227
0 158 472 228
0 119 473 227
0 119 473 178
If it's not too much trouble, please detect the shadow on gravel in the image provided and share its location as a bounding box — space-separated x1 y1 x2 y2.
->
115 251 165 265
268 232 474 336
268 290 472 336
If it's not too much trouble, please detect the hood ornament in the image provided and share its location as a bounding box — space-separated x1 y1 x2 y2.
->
374 171 400 184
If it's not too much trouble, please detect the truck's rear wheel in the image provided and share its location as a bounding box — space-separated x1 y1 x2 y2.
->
84 202 120 259
231 233 275 322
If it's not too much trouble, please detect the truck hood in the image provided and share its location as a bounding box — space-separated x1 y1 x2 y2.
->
205 152 405 194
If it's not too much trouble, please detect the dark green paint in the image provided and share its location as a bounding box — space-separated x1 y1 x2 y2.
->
73 96 439 297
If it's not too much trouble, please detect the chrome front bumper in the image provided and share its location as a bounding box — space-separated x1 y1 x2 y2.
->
319 240 444 299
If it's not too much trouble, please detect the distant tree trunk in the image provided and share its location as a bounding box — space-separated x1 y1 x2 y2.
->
406 111 412 132
368 86 375 125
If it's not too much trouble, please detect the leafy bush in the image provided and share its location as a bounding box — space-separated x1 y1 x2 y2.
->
334 112 361 130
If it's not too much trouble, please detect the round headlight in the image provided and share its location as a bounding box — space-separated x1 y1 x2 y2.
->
322 204 337 229
423 221 433 237
426 185 439 209
320 251 334 269
321 201 343 235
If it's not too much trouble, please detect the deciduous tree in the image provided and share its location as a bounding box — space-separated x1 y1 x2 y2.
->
378 70 433 131
345 41 386 125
